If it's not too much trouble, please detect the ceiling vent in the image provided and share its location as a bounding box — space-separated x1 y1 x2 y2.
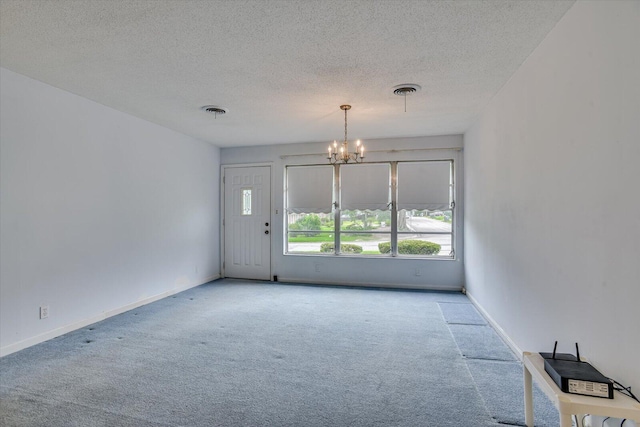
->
201 105 227 118
392 84 421 112
393 84 421 96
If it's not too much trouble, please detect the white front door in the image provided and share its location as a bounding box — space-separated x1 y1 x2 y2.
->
223 166 271 280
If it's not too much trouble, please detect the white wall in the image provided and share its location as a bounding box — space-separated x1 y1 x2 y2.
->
0 68 221 355
464 0 640 392
221 135 464 290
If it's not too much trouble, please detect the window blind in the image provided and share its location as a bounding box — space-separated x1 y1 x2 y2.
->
397 161 451 211
340 163 391 211
286 165 333 213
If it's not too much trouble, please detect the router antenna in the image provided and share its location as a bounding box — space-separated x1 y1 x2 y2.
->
552 341 558 359
575 343 581 362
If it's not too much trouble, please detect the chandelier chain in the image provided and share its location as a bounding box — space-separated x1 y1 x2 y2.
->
344 108 348 143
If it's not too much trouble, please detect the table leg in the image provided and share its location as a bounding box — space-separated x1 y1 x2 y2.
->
559 413 573 427
524 365 533 427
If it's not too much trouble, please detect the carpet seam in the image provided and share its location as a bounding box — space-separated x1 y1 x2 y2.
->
457 346 503 426
464 356 522 366
446 321 488 325
442 317 536 426
463 356 519 362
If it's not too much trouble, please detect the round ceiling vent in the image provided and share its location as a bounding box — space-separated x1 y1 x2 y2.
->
392 84 422 112
201 105 227 117
393 84 421 96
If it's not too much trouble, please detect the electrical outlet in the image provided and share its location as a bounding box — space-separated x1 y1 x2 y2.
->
40 306 49 319
414 268 421 276
315 263 321 273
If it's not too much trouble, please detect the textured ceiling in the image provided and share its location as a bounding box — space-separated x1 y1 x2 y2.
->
0 0 574 147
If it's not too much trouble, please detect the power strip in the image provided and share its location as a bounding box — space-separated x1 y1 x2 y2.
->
583 415 637 427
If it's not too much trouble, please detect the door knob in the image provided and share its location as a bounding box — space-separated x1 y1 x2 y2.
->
264 230 269 235
265 222 269 226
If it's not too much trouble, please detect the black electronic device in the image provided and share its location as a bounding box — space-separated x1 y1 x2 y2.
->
540 342 614 399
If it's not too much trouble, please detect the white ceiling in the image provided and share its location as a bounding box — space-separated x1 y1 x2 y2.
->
0 0 574 148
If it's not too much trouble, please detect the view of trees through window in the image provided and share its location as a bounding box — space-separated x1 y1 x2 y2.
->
286 209 452 256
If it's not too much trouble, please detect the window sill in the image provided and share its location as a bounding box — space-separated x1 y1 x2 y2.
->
283 253 457 261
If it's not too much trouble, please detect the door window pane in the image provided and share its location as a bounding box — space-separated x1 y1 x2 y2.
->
241 189 252 215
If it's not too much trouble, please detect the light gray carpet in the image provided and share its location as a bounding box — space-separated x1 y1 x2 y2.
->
0 280 552 426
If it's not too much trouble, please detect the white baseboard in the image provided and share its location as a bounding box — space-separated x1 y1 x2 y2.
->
0 274 219 358
276 276 462 292
465 291 524 361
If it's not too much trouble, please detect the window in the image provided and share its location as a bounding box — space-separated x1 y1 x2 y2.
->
285 165 334 254
339 163 391 255
285 160 454 257
396 161 453 257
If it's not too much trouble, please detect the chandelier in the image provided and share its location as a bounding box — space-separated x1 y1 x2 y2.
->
328 105 364 164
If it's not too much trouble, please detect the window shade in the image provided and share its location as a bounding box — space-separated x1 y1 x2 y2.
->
397 161 451 210
340 163 391 211
286 165 333 213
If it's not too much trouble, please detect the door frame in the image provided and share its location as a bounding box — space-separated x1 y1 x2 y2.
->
220 163 274 280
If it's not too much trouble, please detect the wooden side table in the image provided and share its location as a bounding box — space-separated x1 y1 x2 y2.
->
523 352 640 427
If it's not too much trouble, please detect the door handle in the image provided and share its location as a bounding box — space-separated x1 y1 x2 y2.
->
265 222 269 226
264 230 269 235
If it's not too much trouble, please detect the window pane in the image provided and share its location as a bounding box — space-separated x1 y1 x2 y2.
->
286 213 334 254
396 234 452 257
340 231 392 256
398 210 452 233
339 209 390 231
